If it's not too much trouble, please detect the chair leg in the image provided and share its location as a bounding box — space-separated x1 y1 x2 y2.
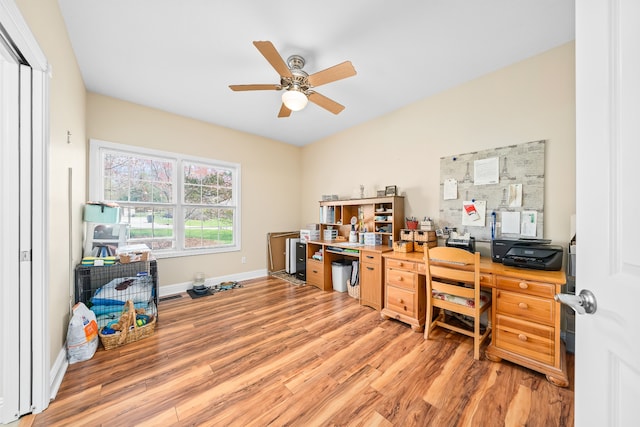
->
424 301 433 340
473 317 480 360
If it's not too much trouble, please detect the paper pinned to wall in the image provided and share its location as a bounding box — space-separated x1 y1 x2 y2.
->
508 184 522 207
521 211 538 237
474 157 499 185
501 211 521 234
462 200 486 227
443 178 458 200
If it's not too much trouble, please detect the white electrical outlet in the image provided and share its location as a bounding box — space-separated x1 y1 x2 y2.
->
241 256 246 264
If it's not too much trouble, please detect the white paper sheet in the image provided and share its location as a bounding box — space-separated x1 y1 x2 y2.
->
474 157 499 185
521 211 538 237
501 211 521 234
461 200 486 227
443 178 458 200
508 183 522 207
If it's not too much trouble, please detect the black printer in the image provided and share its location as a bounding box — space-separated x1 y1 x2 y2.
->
492 238 563 271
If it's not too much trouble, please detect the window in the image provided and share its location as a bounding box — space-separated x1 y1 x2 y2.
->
89 139 241 257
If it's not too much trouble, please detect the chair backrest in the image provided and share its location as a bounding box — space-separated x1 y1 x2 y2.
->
425 246 480 300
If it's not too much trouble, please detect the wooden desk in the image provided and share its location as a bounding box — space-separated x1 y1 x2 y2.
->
306 240 393 310
382 251 569 387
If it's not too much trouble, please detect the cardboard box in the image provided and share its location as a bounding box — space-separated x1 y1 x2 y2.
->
300 229 321 242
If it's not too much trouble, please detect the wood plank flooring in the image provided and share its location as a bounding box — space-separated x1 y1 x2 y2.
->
22 276 574 426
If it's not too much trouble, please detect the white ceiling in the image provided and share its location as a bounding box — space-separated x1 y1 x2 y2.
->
57 0 575 147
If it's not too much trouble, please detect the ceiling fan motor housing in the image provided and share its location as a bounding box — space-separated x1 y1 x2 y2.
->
282 55 310 93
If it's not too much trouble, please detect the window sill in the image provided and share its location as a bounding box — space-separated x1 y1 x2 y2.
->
151 246 241 259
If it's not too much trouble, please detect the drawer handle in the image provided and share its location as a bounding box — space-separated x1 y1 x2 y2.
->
519 282 529 289
518 302 528 309
366 255 374 259
366 266 374 271
398 298 404 304
518 334 528 342
312 270 318 274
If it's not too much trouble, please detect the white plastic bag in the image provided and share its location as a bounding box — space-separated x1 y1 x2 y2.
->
66 302 99 364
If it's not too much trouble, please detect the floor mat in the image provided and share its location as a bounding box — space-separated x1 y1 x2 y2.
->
271 271 306 286
186 281 243 299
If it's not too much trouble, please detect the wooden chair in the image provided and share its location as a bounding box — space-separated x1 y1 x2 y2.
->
424 246 491 360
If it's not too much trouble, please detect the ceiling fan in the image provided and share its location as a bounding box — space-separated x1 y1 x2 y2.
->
229 41 357 118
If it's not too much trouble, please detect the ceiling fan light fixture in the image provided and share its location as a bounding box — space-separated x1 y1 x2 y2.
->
282 88 308 111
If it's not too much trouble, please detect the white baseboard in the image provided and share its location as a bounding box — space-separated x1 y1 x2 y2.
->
158 269 268 297
49 347 68 401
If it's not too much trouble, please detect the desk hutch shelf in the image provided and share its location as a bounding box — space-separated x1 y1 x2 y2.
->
318 196 404 246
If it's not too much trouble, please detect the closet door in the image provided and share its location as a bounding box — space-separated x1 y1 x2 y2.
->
0 9 49 422
0 37 23 424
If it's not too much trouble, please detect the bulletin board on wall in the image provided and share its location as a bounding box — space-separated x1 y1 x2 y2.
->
438 140 545 241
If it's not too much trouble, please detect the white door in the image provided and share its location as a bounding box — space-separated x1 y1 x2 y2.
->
0 31 22 425
575 0 640 425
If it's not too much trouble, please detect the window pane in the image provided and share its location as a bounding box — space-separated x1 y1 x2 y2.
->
184 207 234 248
183 162 234 205
121 206 175 250
103 151 173 203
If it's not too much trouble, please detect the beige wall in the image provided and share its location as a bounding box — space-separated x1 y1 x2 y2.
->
16 0 88 364
301 42 576 257
86 93 302 286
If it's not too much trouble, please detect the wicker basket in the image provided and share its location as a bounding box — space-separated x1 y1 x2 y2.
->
347 281 360 299
393 240 414 253
99 300 156 350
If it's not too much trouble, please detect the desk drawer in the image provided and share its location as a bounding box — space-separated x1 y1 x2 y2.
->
496 276 556 298
494 314 554 365
386 258 419 272
386 286 416 317
361 251 381 265
496 290 554 325
306 259 324 288
386 268 417 290
479 273 493 287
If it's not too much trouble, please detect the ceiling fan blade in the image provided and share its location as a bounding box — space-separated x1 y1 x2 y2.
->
229 84 280 91
253 41 293 78
278 104 292 118
308 92 345 115
308 61 357 87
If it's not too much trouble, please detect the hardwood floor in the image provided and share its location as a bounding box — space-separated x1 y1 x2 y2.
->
22 276 574 426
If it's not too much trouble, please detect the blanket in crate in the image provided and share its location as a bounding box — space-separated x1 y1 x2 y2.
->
91 275 153 305
90 274 155 328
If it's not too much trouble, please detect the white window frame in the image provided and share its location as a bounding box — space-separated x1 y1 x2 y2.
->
89 139 241 258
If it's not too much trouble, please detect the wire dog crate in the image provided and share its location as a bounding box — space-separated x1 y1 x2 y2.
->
75 260 159 328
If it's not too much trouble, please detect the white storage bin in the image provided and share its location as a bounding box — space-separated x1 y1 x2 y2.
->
331 260 352 292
